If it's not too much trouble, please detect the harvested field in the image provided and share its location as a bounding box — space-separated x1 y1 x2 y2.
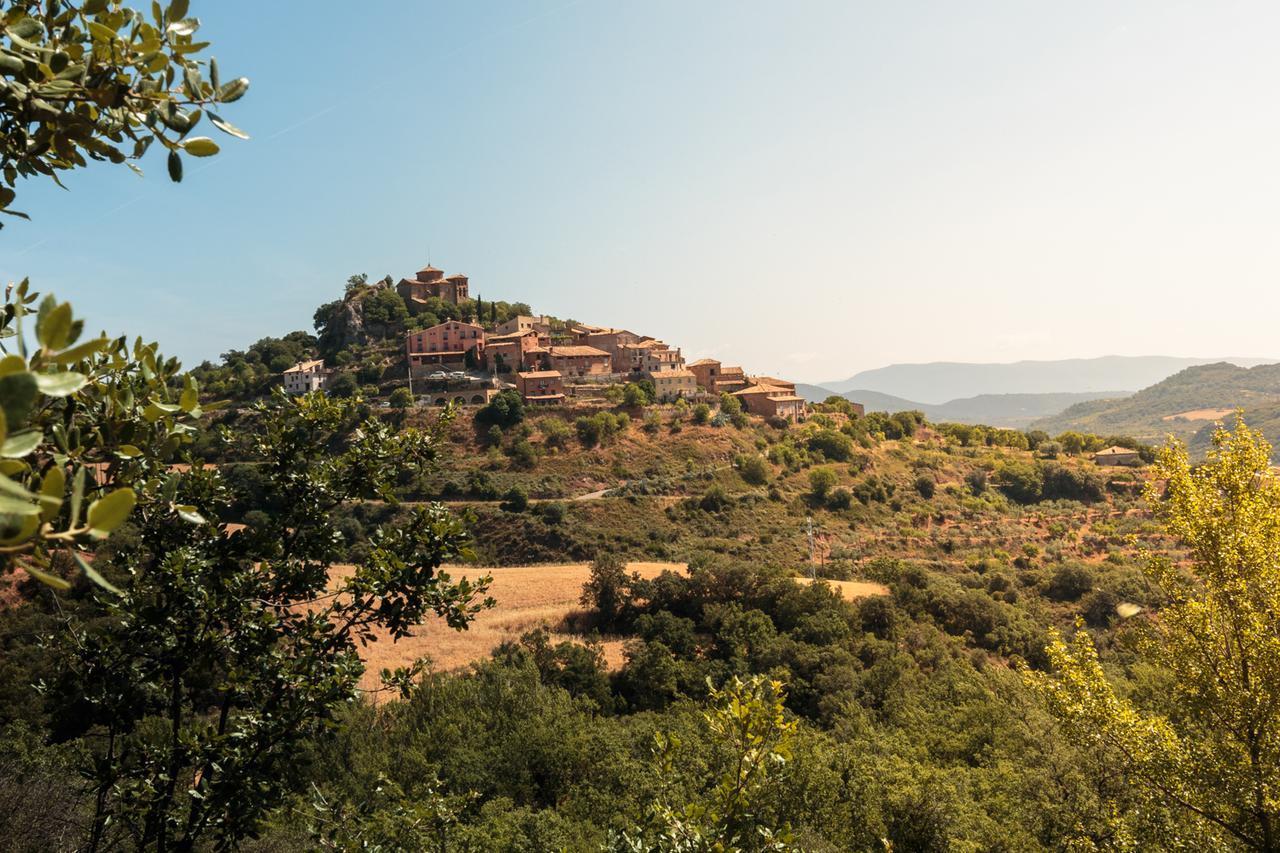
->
1162 407 1235 422
795 576 890 601
349 561 686 692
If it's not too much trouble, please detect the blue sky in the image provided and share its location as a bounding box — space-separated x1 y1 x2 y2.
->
6 1 1280 383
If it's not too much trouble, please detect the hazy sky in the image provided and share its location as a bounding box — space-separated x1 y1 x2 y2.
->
5 1 1279 383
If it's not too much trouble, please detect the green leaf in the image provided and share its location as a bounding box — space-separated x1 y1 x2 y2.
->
167 150 183 182
68 466 85 527
36 301 71 350
50 336 108 365
0 491 39 516
180 378 199 412
23 563 70 592
182 137 219 157
9 18 45 41
217 77 249 103
87 21 116 42
0 431 40 458
73 551 121 595
0 407 7 448
175 504 205 524
0 371 38 426
208 112 248 140
116 445 142 459
87 488 136 538
0 355 26 376
34 371 86 397
167 0 191 24
38 466 64 522
167 17 199 37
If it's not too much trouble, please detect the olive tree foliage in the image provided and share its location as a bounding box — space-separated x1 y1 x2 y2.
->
615 675 798 852
1025 418 1280 851
0 0 250 224
0 279 199 591
54 389 491 851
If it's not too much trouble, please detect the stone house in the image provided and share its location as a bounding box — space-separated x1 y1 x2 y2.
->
622 339 684 376
405 320 486 374
732 383 808 421
545 345 612 378
516 370 566 405
486 329 542 373
282 359 328 395
691 360 748 394
494 314 552 341
652 369 699 402
1094 446 1142 466
580 328 641 373
396 264 470 309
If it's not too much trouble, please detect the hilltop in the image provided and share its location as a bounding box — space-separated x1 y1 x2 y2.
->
820 354 1275 403
1032 361 1280 453
796 385 1124 428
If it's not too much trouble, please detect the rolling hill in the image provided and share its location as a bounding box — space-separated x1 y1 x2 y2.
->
1032 362 1280 450
795 384 1124 428
820 355 1276 404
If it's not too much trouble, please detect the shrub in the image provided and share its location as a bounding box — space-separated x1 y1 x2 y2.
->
1047 563 1094 601
476 389 525 429
537 417 572 450
827 487 853 510
965 468 988 495
692 403 711 424
700 485 731 513
807 429 855 462
914 473 936 499
537 501 568 525
388 387 413 408
809 467 838 499
500 486 529 513
739 455 770 486
507 439 538 469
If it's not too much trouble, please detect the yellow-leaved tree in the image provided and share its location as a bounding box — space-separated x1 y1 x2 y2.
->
1025 417 1280 852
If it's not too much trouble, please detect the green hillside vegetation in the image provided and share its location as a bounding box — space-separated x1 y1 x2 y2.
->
1033 361 1280 453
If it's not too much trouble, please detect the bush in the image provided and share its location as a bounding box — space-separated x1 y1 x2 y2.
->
1047 563 1094 601
328 372 357 398
700 485 731 513
739 455 770 486
914 474 936 499
507 439 538 469
965 468 988 495
536 501 568 525
692 403 711 424
1040 462 1106 503
500 486 529 513
827 487 853 510
809 467 838 499
476 390 525 430
537 417 572 450
576 412 628 447
389 387 413 408
807 429 855 462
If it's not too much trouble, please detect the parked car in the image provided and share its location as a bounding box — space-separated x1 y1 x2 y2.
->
427 371 448 381
448 371 469 381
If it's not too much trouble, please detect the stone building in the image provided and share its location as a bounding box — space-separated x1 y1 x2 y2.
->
396 264 470 309
1094 446 1142 466
732 383 807 421
545 345 612 378
486 329 543 373
282 359 328 395
652 368 698 401
516 370 566 405
405 320 485 373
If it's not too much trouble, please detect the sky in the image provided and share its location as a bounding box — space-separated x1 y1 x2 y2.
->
5 1 1280 384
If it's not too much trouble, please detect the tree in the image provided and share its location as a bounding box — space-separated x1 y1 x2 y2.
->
475 390 524 430
581 553 629 630
389 387 413 408
50 392 491 851
0 0 250 223
1025 419 1280 850
809 467 838 500
617 675 797 851
740 455 770 486
692 402 711 425
327 371 357 398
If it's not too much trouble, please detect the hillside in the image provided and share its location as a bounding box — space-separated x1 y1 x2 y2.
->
796 385 1126 428
821 355 1275 403
1032 361 1280 449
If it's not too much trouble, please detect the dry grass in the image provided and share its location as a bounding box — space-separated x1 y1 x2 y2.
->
349 561 686 691
1162 407 1235 422
795 576 890 601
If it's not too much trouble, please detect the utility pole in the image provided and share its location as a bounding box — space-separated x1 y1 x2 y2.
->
806 516 816 579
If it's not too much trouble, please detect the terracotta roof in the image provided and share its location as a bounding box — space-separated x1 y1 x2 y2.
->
416 319 485 333
752 376 795 387
525 393 565 401
688 358 720 367
766 395 806 403
733 384 791 396
518 370 563 379
719 365 745 375
488 330 537 341
417 264 442 273
445 273 467 280
549 345 610 358
654 369 696 379
283 359 325 374
1096 446 1139 456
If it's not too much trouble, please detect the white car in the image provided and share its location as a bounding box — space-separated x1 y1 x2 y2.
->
427 371 449 381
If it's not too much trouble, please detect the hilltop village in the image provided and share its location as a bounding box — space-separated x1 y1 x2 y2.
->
280 263 834 421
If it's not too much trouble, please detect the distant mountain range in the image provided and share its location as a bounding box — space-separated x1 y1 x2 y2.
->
795 384 1125 428
819 355 1276 405
1031 362 1280 453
